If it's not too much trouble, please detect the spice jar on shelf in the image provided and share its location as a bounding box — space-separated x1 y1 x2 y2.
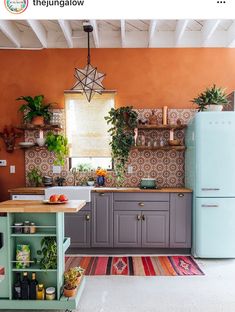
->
37 284 45 300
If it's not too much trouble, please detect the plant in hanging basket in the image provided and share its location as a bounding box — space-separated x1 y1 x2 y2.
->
17 95 55 125
105 106 138 186
191 84 229 112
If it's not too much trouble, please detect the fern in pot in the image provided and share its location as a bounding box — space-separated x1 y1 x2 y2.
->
17 95 54 126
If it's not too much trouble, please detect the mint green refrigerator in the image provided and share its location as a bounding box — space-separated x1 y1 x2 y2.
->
186 112 235 258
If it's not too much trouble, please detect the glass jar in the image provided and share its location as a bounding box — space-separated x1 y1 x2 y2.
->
23 221 30 234
14 222 23 234
30 222 36 234
37 284 45 300
46 287 56 300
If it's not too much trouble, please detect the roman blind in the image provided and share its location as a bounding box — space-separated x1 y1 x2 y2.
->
65 93 115 157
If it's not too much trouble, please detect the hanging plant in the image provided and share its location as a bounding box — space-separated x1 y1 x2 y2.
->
45 131 69 166
105 106 138 186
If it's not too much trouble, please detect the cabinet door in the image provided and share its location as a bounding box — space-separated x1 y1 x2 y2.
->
65 211 91 248
65 203 91 248
92 193 113 247
142 211 169 247
170 193 192 248
114 211 141 247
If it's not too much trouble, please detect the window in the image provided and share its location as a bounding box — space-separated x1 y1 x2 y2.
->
65 93 115 170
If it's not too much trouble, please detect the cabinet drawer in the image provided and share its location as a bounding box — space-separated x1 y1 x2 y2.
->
114 201 169 211
114 192 169 202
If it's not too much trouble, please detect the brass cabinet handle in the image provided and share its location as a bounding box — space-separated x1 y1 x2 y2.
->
178 193 184 197
137 215 141 221
99 193 105 196
142 214 145 221
85 214 90 221
138 202 145 207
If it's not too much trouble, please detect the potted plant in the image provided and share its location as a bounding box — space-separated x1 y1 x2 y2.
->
17 95 54 126
63 268 79 298
27 168 42 187
45 131 69 166
87 176 95 186
73 266 85 285
192 84 229 112
105 106 138 186
36 237 57 270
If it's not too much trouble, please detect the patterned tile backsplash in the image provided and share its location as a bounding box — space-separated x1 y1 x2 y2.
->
25 108 196 188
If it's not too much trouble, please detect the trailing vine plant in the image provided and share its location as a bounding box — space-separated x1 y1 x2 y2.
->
105 106 138 186
45 131 69 166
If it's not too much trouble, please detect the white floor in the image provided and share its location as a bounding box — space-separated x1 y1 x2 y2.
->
6 258 235 312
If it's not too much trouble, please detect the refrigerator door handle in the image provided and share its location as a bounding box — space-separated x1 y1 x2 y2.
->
201 204 219 208
201 188 220 191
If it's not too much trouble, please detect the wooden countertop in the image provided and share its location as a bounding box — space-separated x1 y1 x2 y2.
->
9 187 46 195
0 200 86 213
92 187 192 193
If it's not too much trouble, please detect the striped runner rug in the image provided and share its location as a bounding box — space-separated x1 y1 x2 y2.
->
65 256 204 276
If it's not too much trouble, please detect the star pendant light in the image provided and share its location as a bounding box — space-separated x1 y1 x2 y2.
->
71 23 106 102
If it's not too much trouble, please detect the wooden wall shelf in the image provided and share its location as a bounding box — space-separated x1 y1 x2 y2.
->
133 146 186 151
16 125 63 131
137 124 187 130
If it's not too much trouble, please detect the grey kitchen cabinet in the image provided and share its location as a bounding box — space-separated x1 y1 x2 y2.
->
142 211 169 247
92 192 113 247
65 203 91 248
114 211 141 247
114 193 170 248
170 193 192 248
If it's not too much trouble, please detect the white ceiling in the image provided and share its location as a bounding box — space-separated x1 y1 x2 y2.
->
0 19 235 49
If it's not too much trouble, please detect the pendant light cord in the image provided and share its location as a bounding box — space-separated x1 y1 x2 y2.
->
87 31 91 65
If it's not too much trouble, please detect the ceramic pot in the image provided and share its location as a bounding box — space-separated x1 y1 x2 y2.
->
87 181 95 186
206 105 223 111
36 138 46 146
32 116 44 126
63 287 77 298
97 176 105 187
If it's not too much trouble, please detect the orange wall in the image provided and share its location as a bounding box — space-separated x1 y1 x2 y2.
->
0 47 235 200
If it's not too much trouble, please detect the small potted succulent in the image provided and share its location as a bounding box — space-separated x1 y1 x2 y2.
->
63 268 78 298
27 168 43 187
17 95 54 126
191 84 229 112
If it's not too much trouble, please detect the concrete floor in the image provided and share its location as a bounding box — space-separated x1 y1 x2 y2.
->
6 258 235 312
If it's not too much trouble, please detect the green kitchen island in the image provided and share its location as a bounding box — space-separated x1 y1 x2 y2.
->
0 199 86 311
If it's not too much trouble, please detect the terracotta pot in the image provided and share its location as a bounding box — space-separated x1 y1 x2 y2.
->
63 287 77 298
32 116 44 126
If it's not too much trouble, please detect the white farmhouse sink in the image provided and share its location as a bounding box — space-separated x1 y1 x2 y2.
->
44 186 94 202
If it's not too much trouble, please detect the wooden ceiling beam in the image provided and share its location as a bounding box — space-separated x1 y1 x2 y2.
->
27 20 47 48
0 20 21 48
58 20 73 48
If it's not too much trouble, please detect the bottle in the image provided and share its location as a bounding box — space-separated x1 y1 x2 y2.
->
36 284 45 300
21 272 29 299
29 272 38 300
13 272 21 299
149 110 158 125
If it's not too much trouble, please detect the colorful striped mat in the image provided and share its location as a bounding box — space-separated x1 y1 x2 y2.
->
65 256 204 276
